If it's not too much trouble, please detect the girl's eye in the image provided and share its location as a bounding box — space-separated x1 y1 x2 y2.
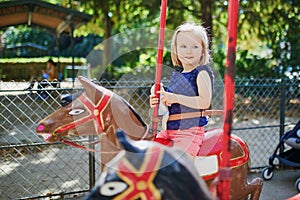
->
180 45 186 48
69 109 85 115
192 45 199 49
100 181 128 196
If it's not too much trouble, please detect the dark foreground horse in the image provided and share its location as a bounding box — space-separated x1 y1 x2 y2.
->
36 76 263 199
85 129 213 200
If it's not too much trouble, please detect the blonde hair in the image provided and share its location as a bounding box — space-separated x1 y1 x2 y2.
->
171 22 210 67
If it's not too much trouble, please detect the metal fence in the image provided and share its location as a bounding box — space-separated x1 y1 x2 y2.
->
0 77 299 199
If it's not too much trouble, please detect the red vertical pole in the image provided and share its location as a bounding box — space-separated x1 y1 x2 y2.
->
152 0 168 136
218 0 239 200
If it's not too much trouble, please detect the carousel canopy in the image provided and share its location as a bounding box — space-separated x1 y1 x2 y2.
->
0 0 92 34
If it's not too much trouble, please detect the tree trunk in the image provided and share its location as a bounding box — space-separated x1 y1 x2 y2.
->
200 0 213 49
102 1 112 78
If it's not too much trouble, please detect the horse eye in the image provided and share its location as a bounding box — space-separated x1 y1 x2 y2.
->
69 109 85 116
100 181 127 196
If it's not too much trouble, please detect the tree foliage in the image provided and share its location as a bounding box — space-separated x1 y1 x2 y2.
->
1 0 299 79
237 0 300 78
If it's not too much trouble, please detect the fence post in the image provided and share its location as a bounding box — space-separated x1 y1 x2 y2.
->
279 76 286 153
88 135 96 190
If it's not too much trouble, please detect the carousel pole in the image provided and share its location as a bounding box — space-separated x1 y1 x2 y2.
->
152 0 168 136
218 0 239 199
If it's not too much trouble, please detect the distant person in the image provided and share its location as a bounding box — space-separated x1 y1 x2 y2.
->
26 58 58 90
44 58 58 82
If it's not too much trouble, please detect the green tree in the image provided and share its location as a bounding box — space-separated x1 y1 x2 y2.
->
236 0 300 78
3 0 300 79
3 26 54 57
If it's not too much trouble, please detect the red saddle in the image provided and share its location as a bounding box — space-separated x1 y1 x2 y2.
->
153 129 249 180
153 128 223 156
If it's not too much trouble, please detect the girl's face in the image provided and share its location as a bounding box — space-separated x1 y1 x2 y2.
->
176 31 203 71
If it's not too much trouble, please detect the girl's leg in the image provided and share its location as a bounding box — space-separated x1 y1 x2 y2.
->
172 127 204 156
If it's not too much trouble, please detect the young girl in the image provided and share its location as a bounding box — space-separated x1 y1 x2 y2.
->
150 22 214 156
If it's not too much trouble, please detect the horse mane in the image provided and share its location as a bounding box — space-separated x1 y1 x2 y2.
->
60 91 83 107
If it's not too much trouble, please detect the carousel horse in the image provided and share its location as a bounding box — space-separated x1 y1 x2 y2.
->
85 129 213 200
36 76 263 199
36 76 150 165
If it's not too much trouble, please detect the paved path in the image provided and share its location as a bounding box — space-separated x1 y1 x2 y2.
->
250 168 299 200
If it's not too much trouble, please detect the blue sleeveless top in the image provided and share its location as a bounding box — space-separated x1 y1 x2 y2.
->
167 65 214 130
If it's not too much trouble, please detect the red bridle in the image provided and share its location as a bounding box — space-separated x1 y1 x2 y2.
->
54 90 113 152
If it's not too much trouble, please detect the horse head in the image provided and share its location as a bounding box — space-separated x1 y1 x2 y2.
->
36 76 150 164
85 129 213 200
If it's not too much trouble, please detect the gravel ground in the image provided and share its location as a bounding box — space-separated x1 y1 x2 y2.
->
250 168 300 200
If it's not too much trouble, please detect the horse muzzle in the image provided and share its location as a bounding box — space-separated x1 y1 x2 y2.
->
36 124 60 142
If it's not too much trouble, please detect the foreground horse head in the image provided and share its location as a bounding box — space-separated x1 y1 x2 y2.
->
36 76 150 164
85 129 213 200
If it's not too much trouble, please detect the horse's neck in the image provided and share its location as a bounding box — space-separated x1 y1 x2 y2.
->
104 123 119 144
114 116 149 140
109 99 149 141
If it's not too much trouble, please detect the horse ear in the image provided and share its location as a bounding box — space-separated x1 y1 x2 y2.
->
78 76 104 104
116 129 141 153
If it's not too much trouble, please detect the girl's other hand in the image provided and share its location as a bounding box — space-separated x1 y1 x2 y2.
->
158 91 178 106
149 94 159 108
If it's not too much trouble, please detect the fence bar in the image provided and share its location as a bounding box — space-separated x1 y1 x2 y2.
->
88 135 96 189
279 76 286 153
